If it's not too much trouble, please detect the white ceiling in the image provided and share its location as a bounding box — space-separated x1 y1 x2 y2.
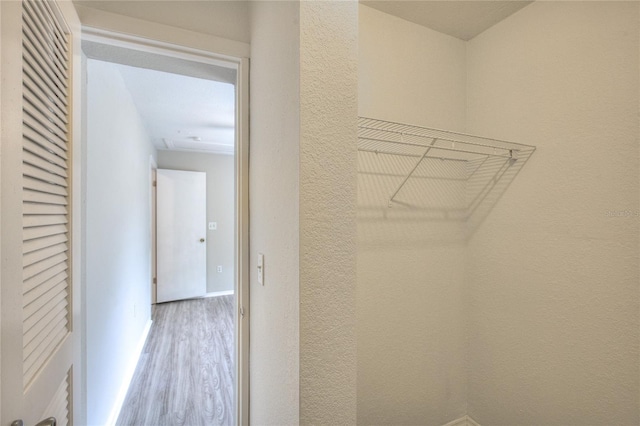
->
80 1 532 156
114 63 236 155
74 0 250 43
361 0 534 41
74 1 532 43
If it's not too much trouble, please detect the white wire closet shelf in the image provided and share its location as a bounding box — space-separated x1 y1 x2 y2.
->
357 117 536 222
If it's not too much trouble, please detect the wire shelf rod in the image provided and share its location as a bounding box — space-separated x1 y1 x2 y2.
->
359 116 534 149
358 205 468 213
389 138 437 205
466 158 512 216
357 170 470 182
360 126 517 154
359 136 516 160
466 156 489 181
357 147 469 163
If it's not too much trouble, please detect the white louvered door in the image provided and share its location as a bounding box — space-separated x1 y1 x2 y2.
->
1 0 79 425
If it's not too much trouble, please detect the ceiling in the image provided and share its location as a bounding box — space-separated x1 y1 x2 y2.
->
113 63 236 155
361 1 533 41
76 1 533 43
79 1 533 156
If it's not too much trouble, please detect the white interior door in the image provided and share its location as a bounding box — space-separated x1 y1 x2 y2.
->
1 0 79 425
156 169 207 303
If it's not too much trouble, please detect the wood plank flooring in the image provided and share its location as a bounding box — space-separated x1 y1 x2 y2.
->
117 296 234 426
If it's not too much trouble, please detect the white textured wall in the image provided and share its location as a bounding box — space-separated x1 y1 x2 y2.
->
250 3 358 422
466 2 639 424
157 151 234 293
359 5 466 130
357 6 468 424
299 2 358 423
249 2 300 424
86 59 156 425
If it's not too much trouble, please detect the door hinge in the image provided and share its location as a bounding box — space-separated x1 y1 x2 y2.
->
153 180 157 187
153 277 157 284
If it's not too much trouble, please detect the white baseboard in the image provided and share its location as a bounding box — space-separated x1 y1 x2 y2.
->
105 319 153 426
202 290 234 298
442 415 482 426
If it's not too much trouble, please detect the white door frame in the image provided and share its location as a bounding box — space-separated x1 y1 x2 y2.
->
80 27 250 425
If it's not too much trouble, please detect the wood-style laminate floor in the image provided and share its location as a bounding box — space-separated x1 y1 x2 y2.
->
117 296 234 426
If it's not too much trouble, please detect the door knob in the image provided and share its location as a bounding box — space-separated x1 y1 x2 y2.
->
200 238 205 243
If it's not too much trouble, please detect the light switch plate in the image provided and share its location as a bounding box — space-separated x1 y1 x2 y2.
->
209 222 217 230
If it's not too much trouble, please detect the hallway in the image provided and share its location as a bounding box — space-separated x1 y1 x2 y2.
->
117 296 234 425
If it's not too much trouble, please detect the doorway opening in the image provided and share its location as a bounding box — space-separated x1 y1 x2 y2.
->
81 31 248 426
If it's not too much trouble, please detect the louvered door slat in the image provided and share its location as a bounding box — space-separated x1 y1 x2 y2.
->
23 178 67 199
35 0 69 56
24 307 67 358
23 47 66 101
24 302 67 355
23 177 68 197
23 139 67 169
23 252 67 281
24 113 68 151
23 257 67 291
23 0 68 61
23 214 68 229
23 1 66 66
24 68 68 118
23 262 67 295
23 301 67 350
22 23 68 85
24 88 68 133
23 75 68 124
22 34 68 89
23 233 68 255
42 372 70 426
24 326 68 385
24 149 67 175
22 10 68 80
22 24 69 94
23 270 67 303
24 127 68 159
23 242 68 268
21 0 71 392
22 102 67 141
23 286 67 334
23 189 67 206
23 223 67 241
23 202 67 216
23 163 68 187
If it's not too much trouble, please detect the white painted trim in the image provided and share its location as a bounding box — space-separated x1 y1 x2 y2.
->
81 25 240 70
235 56 250 426
75 5 250 59
105 319 152 426
202 290 235 298
442 415 482 426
